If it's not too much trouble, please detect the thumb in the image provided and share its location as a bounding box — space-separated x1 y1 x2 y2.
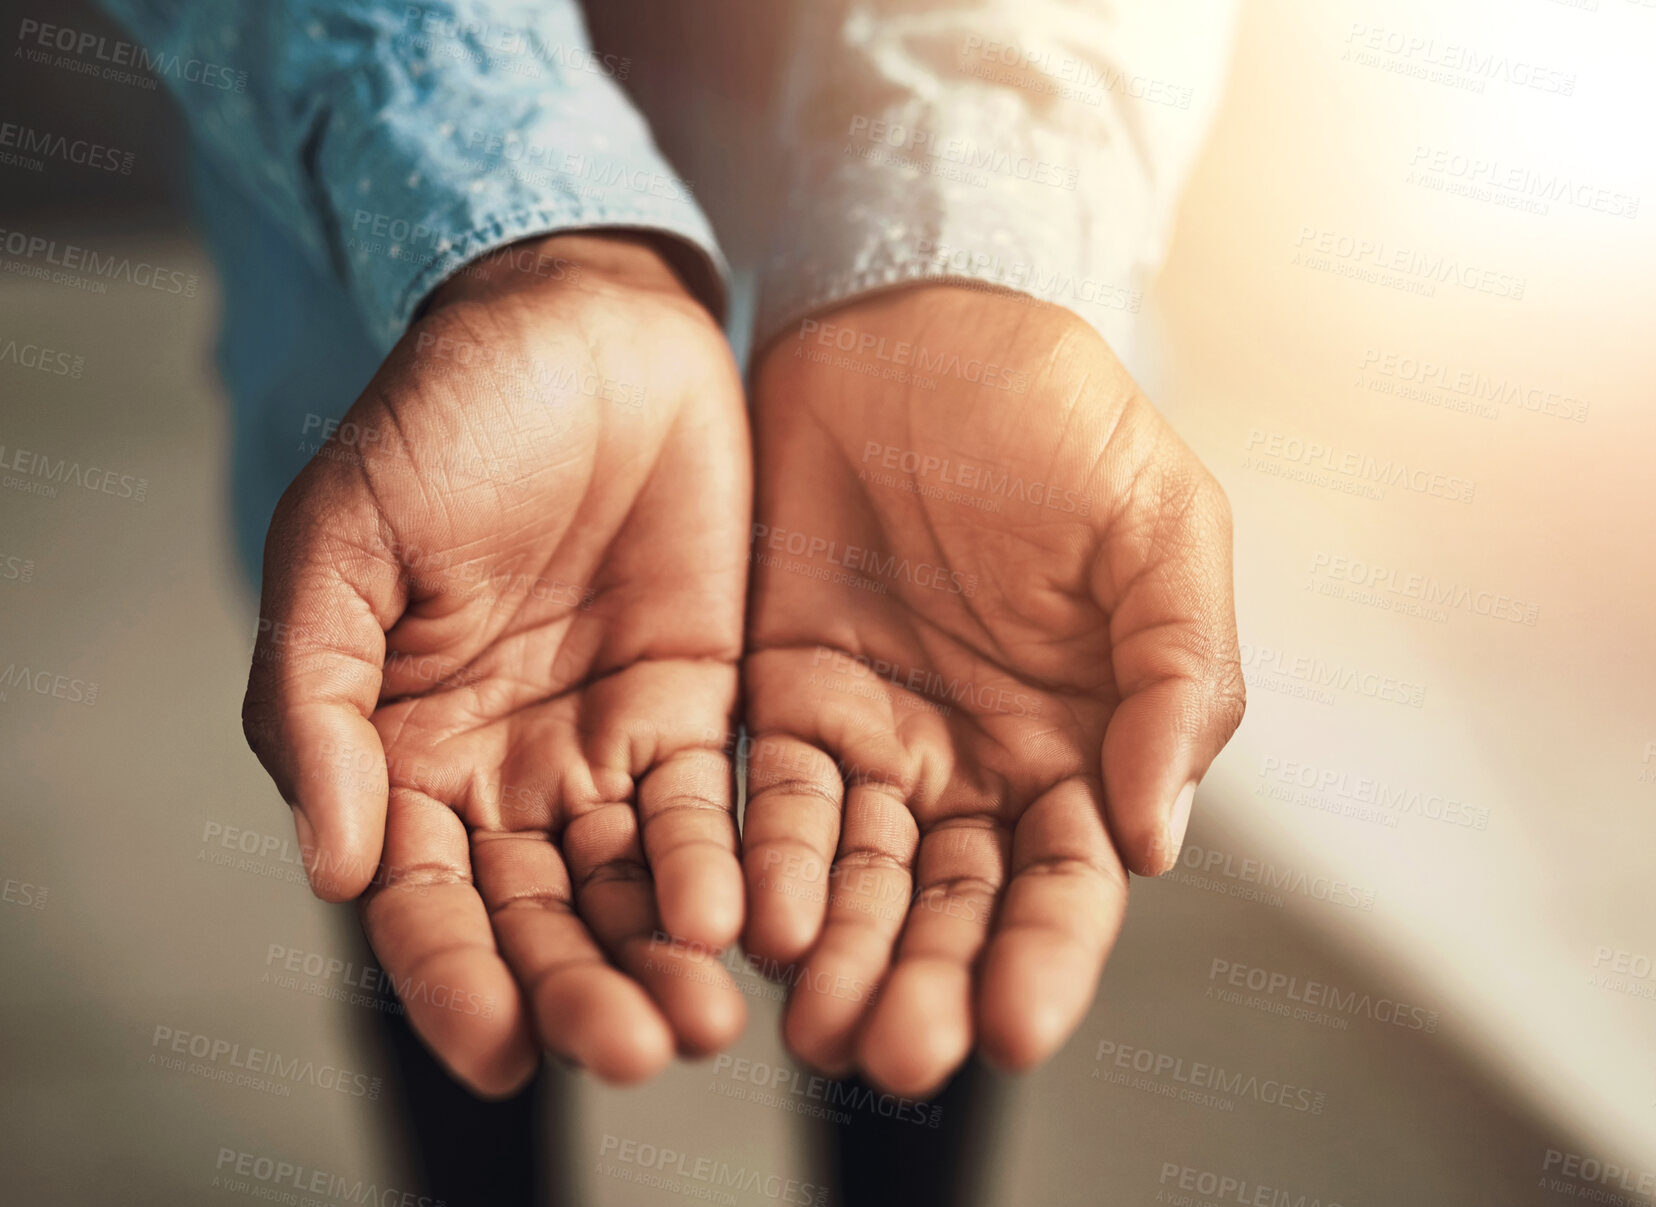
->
242 462 406 900
1090 428 1245 877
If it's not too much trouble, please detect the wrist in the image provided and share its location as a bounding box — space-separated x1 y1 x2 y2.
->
425 230 701 315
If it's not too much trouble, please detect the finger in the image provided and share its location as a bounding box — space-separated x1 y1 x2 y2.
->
243 467 405 900
638 745 743 949
976 777 1126 1072
857 816 1007 1098
1091 451 1245 875
741 734 846 964
473 825 675 1084
359 788 537 1097
782 779 917 1076
561 803 746 1058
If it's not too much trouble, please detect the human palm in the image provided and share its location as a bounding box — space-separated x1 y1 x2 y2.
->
243 236 750 1095
742 286 1245 1096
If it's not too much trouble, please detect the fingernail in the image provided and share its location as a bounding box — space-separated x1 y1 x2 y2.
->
291 805 316 853
290 806 322 895
1161 781 1197 874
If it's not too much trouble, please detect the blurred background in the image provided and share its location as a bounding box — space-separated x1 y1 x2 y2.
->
2 0 1652 1204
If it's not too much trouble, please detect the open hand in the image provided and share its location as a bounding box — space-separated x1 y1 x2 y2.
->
242 234 751 1094
741 285 1244 1096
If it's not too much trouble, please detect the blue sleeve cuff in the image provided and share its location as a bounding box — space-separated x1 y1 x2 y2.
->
311 6 728 350
95 0 727 354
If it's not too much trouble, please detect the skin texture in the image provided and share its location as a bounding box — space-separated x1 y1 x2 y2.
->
242 249 1244 1101
242 234 752 1096
741 285 1245 1098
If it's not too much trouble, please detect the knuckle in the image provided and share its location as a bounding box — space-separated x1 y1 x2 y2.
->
748 774 841 811
833 845 912 876
649 792 732 826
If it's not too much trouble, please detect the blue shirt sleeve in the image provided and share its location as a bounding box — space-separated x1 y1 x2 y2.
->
92 0 729 352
